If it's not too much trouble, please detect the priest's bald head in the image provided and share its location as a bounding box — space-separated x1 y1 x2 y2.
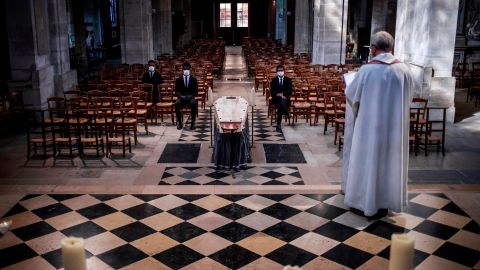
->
370 31 394 56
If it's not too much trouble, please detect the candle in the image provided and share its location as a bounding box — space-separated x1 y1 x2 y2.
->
283 266 302 270
389 233 415 270
61 237 87 270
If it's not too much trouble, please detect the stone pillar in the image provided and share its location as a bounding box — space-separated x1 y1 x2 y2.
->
71 0 87 63
312 0 349 64
153 0 173 56
119 0 154 64
395 0 459 122
181 0 192 48
275 0 287 45
6 0 55 108
371 0 388 35
294 0 311 54
48 0 77 96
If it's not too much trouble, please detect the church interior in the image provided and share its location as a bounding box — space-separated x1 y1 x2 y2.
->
0 0 480 269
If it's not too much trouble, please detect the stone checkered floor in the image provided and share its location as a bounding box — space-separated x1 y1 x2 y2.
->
179 108 285 142
1 193 479 269
160 166 304 185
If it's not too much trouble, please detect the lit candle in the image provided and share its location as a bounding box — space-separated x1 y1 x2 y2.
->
61 237 87 270
389 233 415 270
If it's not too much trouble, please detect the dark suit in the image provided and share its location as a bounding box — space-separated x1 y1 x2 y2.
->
174 75 198 124
270 76 292 125
142 71 163 104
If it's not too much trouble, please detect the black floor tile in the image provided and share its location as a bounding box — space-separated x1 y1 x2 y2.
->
91 194 123 201
168 203 209 220
463 220 480 234
61 221 106 239
205 171 230 179
322 243 373 269
205 180 230 185
302 194 335 202
313 222 359 242
98 244 148 269
441 202 469 217
261 171 285 179
214 204 255 220
306 202 348 220
264 180 289 185
260 194 294 202
122 203 163 220
12 221 57 241
21 194 42 201
2 203 28 217
210 244 260 269
0 244 38 268
177 180 201 185
132 194 166 202
413 220 459 240
158 143 201 163
378 246 429 267
263 144 306 163
403 202 438 219
364 220 408 239
32 203 72 219
260 203 301 220
433 242 480 267
48 194 82 201
161 222 206 242
263 222 308 242
217 194 251 202
77 203 117 220
175 194 209 202
155 245 204 269
212 222 257 242
266 244 316 267
111 222 157 242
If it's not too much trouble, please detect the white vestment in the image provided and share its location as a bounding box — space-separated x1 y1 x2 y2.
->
342 53 414 216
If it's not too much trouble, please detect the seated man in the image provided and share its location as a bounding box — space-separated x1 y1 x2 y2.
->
270 65 292 131
175 63 198 130
141 60 163 104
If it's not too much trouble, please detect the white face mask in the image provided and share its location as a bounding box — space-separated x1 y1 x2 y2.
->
148 66 155 72
277 71 284 77
183 70 190 76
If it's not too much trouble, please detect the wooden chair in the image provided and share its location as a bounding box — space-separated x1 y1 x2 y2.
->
323 92 343 133
106 108 132 157
131 90 151 134
121 96 139 144
25 109 53 159
290 84 312 125
77 108 105 157
155 83 175 125
333 96 346 145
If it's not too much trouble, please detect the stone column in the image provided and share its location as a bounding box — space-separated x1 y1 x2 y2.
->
395 0 459 122
119 0 154 64
6 0 54 108
275 0 287 45
181 0 192 48
294 0 311 54
312 0 349 64
71 0 87 63
48 0 77 96
371 0 388 35
153 0 173 56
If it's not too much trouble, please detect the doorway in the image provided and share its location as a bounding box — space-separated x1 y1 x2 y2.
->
216 1 249 45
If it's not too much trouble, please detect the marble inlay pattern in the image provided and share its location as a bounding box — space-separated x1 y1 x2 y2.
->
160 166 304 185
0 193 479 269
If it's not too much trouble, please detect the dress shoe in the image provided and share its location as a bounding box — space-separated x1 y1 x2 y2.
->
177 123 183 130
275 125 282 132
190 123 196 130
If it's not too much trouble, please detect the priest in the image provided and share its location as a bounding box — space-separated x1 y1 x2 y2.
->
342 31 414 218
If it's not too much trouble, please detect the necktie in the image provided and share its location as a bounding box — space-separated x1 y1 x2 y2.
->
280 77 283 86
150 72 153 78
184 76 189 88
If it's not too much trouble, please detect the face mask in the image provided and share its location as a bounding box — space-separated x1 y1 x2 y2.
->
183 70 190 76
277 71 284 77
148 66 155 72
